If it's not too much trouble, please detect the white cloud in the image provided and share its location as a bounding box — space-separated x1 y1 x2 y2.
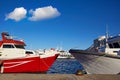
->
28 6 61 21
5 7 27 21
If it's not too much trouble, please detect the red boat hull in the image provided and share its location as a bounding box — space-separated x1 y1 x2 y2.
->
0 54 59 73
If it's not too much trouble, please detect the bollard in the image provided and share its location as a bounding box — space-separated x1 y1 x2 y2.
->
76 69 87 76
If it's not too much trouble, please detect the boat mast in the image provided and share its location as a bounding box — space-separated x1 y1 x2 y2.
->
105 24 109 48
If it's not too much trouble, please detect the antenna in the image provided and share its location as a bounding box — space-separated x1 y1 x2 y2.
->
60 41 63 50
106 24 109 39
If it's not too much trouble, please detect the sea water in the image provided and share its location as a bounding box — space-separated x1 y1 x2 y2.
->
47 59 84 74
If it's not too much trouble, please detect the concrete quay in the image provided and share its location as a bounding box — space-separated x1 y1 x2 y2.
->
0 74 120 80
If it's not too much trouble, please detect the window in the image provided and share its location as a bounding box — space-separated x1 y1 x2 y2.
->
108 44 113 48
3 44 14 48
113 42 120 48
15 45 25 49
25 51 33 54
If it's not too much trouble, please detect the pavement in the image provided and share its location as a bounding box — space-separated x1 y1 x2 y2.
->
0 74 120 80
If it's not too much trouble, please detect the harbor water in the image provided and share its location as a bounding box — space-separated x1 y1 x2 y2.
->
47 59 84 74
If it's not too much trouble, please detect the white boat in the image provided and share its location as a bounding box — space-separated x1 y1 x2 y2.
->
69 33 120 74
57 50 74 59
35 49 74 59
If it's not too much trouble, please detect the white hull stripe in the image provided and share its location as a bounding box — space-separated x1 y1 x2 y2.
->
4 60 33 68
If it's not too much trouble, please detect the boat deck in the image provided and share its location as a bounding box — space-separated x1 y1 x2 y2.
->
0 74 120 80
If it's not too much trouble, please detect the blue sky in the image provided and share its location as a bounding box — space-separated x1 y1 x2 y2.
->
0 0 120 50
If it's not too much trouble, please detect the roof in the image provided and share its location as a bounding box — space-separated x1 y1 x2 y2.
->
0 32 26 47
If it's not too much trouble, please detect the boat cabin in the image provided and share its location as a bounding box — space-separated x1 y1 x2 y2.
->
0 32 27 59
94 35 120 49
93 35 120 56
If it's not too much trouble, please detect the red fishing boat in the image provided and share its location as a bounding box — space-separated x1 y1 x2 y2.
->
0 32 59 73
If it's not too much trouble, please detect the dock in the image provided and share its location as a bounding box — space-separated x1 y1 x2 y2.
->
0 74 120 80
